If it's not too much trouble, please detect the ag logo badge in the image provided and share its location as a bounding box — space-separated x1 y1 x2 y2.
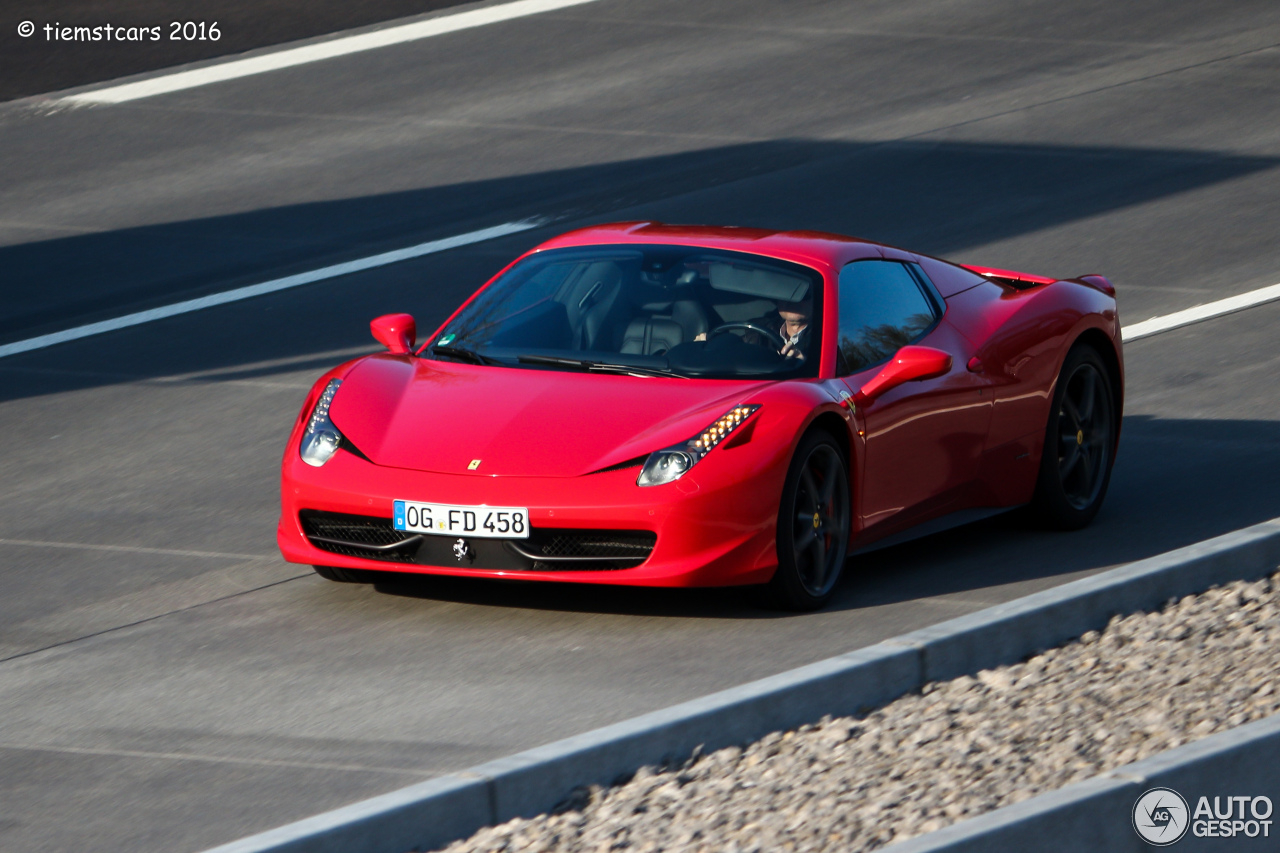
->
1133 787 1190 846
468 459 481 470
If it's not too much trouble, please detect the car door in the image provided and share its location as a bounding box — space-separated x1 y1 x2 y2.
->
837 259 992 534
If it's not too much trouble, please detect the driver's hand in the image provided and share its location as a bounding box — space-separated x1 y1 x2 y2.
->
781 341 804 359
694 333 706 341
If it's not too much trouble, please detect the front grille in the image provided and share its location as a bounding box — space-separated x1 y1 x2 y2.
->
299 511 420 562
299 510 655 571
512 529 657 571
301 512 414 546
525 530 657 559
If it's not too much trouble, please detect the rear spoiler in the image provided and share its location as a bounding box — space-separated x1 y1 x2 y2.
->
962 265 1115 296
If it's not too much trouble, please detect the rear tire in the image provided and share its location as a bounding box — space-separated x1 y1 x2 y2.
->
763 431 852 611
313 565 375 583
1030 345 1116 530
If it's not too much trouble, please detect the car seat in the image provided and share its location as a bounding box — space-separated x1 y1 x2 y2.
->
618 299 708 355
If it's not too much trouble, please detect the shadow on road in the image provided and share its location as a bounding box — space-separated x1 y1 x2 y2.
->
2 137 1275 360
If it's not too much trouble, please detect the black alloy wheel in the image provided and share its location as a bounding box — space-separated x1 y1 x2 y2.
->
766 431 852 610
1031 345 1117 529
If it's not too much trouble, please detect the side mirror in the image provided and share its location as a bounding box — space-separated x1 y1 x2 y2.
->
371 313 416 354
854 345 953 405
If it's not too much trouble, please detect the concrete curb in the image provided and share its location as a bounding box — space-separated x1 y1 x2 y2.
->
884 712 1280 852
203 517 1280 853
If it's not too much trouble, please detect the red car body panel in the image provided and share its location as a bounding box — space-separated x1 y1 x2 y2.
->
278 222 1123 586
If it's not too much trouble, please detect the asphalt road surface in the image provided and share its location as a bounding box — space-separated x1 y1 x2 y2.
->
2 1 1280 851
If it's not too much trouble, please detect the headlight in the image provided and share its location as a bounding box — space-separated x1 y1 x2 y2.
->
637 405 760 486
300 379 344 467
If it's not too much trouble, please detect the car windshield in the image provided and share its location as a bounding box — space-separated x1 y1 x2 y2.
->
428 245 824 379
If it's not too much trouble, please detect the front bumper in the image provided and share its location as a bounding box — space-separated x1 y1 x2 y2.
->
278 443 784 587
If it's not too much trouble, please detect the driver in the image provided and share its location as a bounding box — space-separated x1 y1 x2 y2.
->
775 297 811 360
695 297 813 360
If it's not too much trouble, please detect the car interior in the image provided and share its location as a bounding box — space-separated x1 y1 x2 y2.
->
437 247 822 377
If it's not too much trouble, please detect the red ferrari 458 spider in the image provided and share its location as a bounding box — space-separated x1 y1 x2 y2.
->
278 222 1123 609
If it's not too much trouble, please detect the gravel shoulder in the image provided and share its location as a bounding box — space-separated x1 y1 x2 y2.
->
438 570 1280 852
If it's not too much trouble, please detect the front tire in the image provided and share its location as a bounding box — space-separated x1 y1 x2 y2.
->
1030 344 1117 530
764 431 852 611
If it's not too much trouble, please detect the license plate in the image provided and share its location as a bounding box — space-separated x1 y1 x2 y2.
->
393 500 529 539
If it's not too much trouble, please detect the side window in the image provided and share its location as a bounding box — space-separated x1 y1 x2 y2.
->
837 261 939 374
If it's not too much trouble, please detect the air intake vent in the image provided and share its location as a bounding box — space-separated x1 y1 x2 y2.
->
300 511 420 562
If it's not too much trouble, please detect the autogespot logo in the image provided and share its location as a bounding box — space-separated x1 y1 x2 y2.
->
1133 788 1275 845
1133 787 1190 846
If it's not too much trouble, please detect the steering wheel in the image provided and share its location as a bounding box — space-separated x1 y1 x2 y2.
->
707 321 787 352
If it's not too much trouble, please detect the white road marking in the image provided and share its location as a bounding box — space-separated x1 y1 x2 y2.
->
0 219 541 359
60 0 602 105
1122 281 1280 341
0 742 430 776
0 538 268 560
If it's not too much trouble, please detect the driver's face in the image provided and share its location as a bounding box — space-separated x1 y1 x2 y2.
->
778 301 811 337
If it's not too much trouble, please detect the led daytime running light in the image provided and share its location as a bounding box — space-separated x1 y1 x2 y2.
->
687 405 759 459
307 379 341 433
300 379 344 467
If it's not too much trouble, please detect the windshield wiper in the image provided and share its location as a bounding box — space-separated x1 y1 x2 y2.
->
516 354 684 379
590 362 686 379
431 345 502 365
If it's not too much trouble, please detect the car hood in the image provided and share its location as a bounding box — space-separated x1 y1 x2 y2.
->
328 355 773 477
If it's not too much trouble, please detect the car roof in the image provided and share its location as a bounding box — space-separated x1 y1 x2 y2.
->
530 221 885 272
